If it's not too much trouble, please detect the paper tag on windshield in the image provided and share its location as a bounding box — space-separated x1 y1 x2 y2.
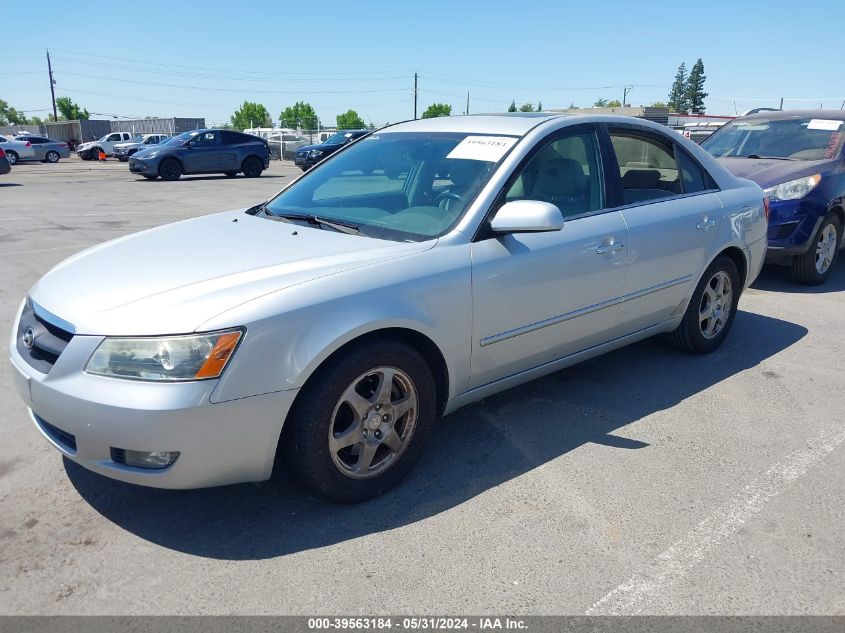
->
447 136 518 162
807 119 842 131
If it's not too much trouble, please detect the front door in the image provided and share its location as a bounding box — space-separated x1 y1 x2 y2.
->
186 130 221 173
469 125 628 389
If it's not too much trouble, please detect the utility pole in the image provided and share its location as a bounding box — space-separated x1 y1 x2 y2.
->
466 92 470 115
622 84 633 107
414 72 418 120
779 97 784 110
47 49 57 121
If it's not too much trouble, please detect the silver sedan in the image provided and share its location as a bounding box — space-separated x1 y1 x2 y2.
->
10 114 767 502
12 135 71 162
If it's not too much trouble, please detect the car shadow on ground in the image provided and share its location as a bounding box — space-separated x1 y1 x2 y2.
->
751 258 845 294
0 183 23 187
65 309 807 560
135 174 288 183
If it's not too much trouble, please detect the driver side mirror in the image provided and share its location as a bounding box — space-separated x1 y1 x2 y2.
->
184 141 194 148
490 200 564 234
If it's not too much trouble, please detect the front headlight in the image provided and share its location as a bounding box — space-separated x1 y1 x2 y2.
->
308 149 323 158
764 174 822 201
140 151 159 159
85 329 243 381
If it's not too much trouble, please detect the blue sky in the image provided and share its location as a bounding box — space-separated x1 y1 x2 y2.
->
3 0 844 126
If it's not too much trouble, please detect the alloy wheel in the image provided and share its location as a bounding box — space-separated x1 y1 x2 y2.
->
815 224 838 275
328 366 418 479
699 270 733 340
46 151 59 163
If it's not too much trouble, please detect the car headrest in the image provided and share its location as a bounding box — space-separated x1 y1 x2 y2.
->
622 168 661 190
534 158 586 197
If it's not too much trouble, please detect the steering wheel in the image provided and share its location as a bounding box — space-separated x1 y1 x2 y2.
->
435 191 463 209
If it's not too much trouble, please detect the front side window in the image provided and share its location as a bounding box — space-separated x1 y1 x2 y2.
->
702 116 845 160
193 131 219 147
609 131 681 204
264 132 518 241
505 128 604 218
107 134 121 142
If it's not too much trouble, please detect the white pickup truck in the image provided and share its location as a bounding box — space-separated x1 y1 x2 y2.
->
76 132 133 160
112 134 170 161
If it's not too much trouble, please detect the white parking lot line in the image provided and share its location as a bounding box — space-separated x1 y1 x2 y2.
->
586 425 845 615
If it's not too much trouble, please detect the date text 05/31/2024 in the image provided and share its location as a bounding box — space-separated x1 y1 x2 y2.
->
307 617 528 630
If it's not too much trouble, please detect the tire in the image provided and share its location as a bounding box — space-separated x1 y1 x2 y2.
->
242 156 263 178
6 151 18 165
118 157 128 162
791 214 841 285
158 158 182 181
141 174 158 180
283 339 437 503
666 255 740 354
45 151 60 163
93 147 104 159
224 171 238 177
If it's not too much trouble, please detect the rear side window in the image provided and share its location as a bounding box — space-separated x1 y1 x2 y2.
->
222 131 242 145
609 131 681 204
675 149 712 194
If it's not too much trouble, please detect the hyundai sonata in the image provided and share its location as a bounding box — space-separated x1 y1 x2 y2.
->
10 113 767 502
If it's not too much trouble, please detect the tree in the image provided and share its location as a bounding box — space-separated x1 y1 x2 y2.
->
606 99 622 108
518 103 535 112
230 101 271 130
55 96 89 120
686 58 708 114
336 109 365 129
650 101 667 108
421 103 451 118
593 98 609 108
507 100 517 113
0 99 29 125
279 101 318 130
667 63 689 114
537 101 543 112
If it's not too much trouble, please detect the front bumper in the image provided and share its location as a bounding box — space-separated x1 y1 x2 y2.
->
294 154 315 169
128 158 156 174
764 198 826 260
10 323 298 489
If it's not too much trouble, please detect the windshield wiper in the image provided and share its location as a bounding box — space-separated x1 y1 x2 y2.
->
745 154 796 161
262 209 360 235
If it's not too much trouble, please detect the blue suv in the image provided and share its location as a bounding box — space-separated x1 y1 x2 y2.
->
702 111 845 284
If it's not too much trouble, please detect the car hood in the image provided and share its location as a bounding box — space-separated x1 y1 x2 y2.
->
29 209 434 336
716 157 834 189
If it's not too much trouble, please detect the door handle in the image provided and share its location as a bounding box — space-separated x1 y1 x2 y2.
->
596 241 625 255
696 218 716 230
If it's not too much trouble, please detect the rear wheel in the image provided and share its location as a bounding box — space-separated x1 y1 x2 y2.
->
159 158 182 181
666 255 740 354
45 150 60 163
242 156 263 178
283 339 436 502
6 151 18 165
791 214 840 285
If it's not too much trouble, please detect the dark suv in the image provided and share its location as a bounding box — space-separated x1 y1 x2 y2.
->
294 130 370 171
129 129 270 181
702 111 845 285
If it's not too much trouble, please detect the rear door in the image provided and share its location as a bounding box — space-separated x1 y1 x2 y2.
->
220 131 244 171
605 125 723 334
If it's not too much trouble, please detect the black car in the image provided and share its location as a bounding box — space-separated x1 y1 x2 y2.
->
294 130 370 171
129 129 270 181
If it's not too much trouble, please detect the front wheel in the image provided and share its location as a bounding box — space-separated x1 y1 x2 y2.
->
158 158 182 181
791 214 840 285
665 255 740 354
6 151 18 165
45 151 60 163
242 156 263 178
283 339 437 502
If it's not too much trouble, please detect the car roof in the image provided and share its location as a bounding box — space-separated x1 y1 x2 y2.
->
737 109 845 122
383 113 562 136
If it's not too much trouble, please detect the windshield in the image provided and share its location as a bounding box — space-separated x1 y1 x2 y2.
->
263 131 518 241
163 131 198 147
131 135 144 143
702 116 845 160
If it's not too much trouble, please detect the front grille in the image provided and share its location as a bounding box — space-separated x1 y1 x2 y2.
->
34 414 77 452
110 447 126 465
16 301 74 374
